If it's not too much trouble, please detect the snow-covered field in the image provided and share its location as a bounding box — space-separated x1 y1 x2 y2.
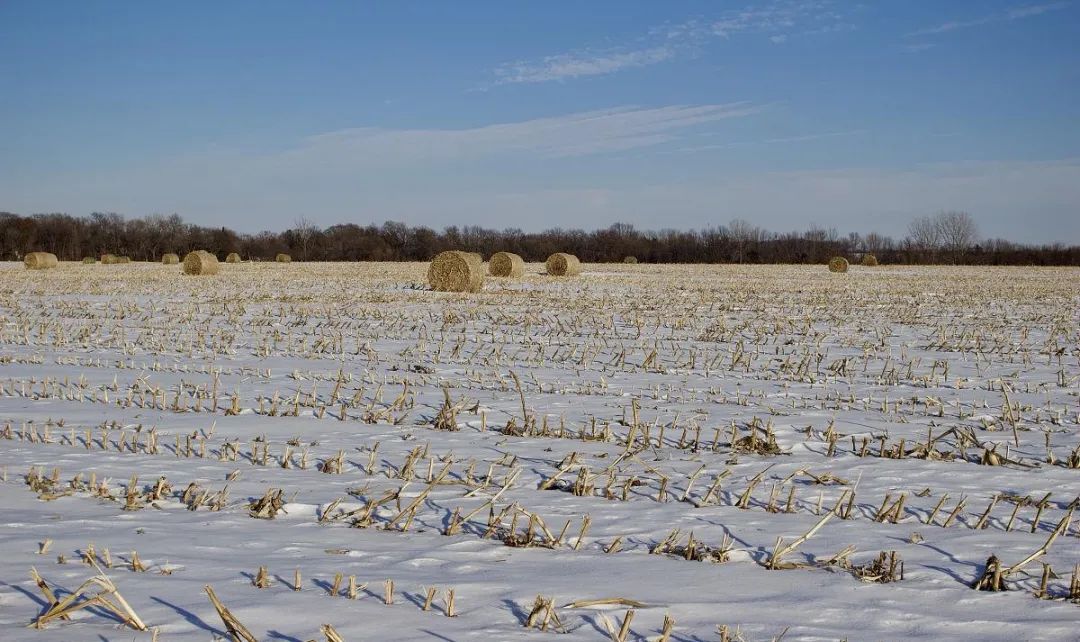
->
1 260 1077 642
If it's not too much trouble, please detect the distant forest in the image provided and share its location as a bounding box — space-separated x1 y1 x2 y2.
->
2 210 1077 265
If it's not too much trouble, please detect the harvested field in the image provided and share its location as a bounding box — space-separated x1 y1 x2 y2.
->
0 261 1077 641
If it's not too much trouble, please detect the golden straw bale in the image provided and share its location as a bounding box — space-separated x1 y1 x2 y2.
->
275 253 292 263
182 250 220 275
545 252 581 277
162 253 180 265
489 252 524 277
828 256 849 273
860 253 879 267
226 252 242 263
24 252 59 270
428 250 483 292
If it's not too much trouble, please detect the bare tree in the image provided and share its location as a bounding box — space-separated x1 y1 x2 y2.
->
936 210 978 262
292 216 318 260
907 215 941 260
862 232 892 255
805 223 839 243
727 218 760 263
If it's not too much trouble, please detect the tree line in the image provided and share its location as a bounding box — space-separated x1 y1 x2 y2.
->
1 210 1076 266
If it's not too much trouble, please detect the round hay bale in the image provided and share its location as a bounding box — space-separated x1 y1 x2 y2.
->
118 256 132 264
24 252 59 270
275 253 292 263
860 253 879 267
226 252 242 263
182 250 220 276
162 253 180 265
82 256 96 264
545 253 581 277
623 256 638 264
828 256 849 273
427 250 483 293
101 253 117 265
488 251 524 277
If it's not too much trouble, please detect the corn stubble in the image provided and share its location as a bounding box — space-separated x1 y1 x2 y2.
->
2 262 1079 639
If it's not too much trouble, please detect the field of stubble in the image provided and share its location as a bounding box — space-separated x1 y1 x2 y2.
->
0 260 1078 641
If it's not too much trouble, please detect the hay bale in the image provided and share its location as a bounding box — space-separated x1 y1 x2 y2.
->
118 256 132 264
623 256 638 264
828 256 849 273
545 253 581 277
489 252 524 277
226 252 241 263
427 250 483 293
24 252 59 270
860 253 879 267
162 253 180 265
101 253 118 265
275 253 292 263
182 250 220 275
82 256 96 264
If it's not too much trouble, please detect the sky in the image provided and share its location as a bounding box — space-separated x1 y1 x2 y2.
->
1 1 1078 242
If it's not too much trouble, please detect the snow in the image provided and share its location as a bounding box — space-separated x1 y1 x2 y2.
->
0 261 1078 641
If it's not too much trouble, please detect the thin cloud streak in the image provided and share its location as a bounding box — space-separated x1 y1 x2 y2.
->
292 103 763 163
494 46 676 84
907 2 1068 37
492 1 853 84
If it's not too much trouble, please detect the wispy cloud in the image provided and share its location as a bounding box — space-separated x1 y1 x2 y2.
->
907 2 1068 37
705 1 841 38
492 1 854 84
294 103 762 162
1005 2 1071 18
494 46 676 85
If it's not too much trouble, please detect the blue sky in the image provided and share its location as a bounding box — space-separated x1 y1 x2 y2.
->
2 1 1078 242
